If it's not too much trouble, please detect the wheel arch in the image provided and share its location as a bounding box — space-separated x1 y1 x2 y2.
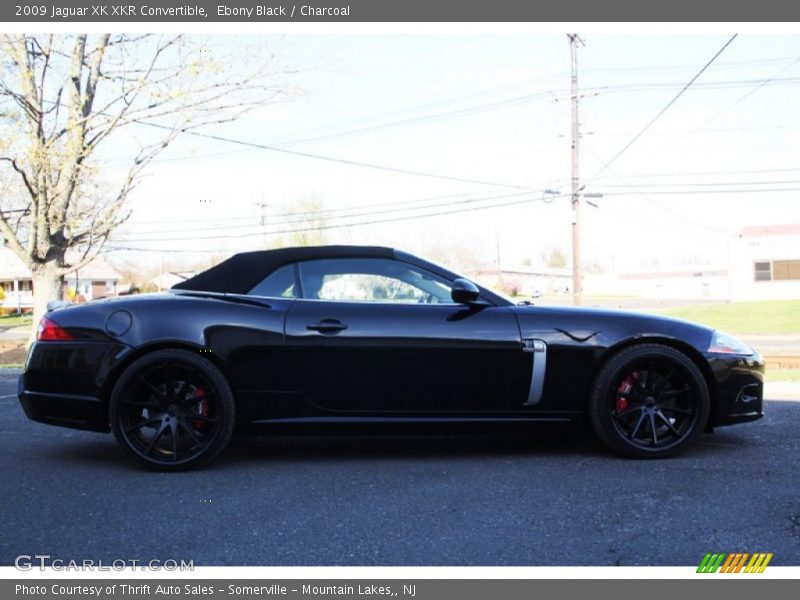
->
100 340 237 423
590 335 717 427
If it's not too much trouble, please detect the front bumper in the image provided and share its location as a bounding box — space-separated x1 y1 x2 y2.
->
708 352 765 427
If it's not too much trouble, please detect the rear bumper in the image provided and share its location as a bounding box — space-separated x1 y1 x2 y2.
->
708 352 765 427
18 376 110 432
17 340 128 433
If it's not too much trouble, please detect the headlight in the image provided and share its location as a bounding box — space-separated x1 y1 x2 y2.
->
708 330 753 355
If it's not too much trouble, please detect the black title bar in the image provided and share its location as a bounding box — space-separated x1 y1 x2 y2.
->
4 0 800 22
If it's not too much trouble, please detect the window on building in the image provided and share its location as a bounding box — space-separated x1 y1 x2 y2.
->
773 260 800 281
754 262 771 281
754 260 800 281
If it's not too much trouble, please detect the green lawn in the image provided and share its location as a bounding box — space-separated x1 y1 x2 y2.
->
767 369 800 383
0 314 32 328
660 300 800 335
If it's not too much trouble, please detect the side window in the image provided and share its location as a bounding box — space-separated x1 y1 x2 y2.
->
297 258 455 304
248 264 297 298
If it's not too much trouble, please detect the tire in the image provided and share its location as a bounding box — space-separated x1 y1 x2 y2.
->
110 349 236 470
589 343 710 459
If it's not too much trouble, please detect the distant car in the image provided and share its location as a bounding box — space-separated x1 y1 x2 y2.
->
19 246 764 470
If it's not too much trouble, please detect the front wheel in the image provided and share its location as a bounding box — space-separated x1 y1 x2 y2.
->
589 343 710 459
110 349 236 470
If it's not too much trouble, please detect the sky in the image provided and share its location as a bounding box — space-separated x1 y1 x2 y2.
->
98 33 800 275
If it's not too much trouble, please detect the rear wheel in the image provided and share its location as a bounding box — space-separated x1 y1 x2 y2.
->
589 343 710 459
110 349 235 470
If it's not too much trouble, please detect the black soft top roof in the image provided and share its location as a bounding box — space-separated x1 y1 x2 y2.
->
172 245 395 294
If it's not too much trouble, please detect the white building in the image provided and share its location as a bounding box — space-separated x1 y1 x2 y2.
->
479 266 572 297
729 224 800 301
0 249 122 312
586 223 800 302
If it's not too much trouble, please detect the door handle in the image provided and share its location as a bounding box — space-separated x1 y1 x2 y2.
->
306 319 348 333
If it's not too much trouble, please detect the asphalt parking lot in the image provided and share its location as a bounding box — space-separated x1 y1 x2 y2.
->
1 368 798 567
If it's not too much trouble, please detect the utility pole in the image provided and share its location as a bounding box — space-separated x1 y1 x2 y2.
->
495 228 502 281
255 198 269 249
568 33 584 306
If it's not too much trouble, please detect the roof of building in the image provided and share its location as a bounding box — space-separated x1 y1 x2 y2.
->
0 249 122 281
741 224 800 237
173 245 394 294
619 269 729 280
149 271 197 288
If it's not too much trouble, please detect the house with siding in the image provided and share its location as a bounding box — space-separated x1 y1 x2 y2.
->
0 249 122 312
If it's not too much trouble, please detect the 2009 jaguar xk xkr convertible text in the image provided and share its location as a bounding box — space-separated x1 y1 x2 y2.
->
18 245 764 470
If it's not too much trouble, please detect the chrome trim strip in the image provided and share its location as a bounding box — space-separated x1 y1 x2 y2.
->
523 339 547 406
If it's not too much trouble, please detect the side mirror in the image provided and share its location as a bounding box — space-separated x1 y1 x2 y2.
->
451 278 481 305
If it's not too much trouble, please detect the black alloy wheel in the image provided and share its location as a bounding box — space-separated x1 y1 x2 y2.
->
110 349 235 470
589 343 710 458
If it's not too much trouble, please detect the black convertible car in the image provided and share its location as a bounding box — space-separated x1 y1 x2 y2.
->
19 245 763 469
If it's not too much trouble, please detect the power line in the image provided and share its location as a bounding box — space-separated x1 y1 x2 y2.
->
111 191 570 244
121 89 567 166
617 57 800 165
596 123 800 138
126 190 483 226
270 71 568 141
588 34 739 183
594 166 800 179
129 75 800 166
134 119 536 190
119 74 800 168
119 189 538 237
588 75 800 95
599 187 800 196
271 91 561 147
582 55 800 75
40 97 542 191
596 179 800 188
120 175 798 234
125 175 569 227
109 183 799 249
583 147 740 237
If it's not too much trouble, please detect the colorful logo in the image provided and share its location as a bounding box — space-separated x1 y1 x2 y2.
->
697 553 773 573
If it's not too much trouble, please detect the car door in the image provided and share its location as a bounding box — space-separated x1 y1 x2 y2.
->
283 257 526 413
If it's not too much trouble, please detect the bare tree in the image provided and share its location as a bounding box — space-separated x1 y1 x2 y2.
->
0 34 289 337
542 247 568 269
274 195 331 248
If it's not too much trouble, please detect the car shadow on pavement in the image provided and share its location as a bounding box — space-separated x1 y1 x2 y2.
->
45 413 775 471
47 428 611 471
222 429 609 465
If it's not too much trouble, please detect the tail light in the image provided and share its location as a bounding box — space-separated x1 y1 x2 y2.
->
37 317 74 341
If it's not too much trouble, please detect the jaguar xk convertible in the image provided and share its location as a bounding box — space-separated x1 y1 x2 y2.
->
18 245 764 469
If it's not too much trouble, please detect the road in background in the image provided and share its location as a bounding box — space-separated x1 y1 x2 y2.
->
1 369 798 566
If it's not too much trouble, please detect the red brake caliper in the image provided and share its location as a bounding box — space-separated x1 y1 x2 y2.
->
193 386 208 429
616 371 639 413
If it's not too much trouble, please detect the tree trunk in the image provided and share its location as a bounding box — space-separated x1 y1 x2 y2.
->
29 264 63 346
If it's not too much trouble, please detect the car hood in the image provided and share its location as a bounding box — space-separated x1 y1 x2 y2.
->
510 303 715 352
